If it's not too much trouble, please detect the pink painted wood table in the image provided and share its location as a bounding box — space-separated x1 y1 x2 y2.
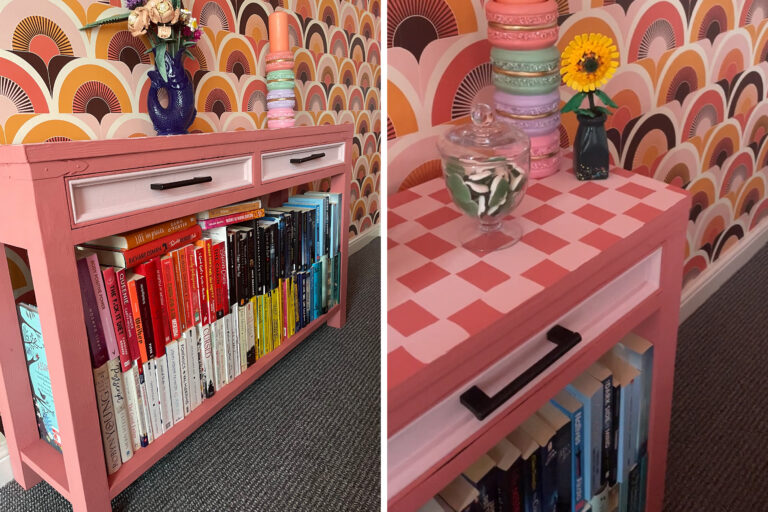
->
0 124 353 512
387 161 690 511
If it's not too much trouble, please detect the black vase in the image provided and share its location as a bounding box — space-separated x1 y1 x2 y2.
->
147 51 197 136
573 112 609 180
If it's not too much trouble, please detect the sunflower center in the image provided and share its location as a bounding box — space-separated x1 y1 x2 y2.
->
579 52 600 74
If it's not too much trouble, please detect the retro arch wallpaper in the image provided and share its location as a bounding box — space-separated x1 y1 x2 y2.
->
0 0 381 240
388 0 768 292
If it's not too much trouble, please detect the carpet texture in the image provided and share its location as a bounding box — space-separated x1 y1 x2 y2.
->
0 238 381 512
664 243 768 511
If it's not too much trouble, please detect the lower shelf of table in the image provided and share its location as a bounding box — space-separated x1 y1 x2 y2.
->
20 439 69 500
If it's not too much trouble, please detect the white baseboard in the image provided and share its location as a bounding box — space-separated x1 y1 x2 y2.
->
680 220 768 322
349 223 380 255
0 434 13 487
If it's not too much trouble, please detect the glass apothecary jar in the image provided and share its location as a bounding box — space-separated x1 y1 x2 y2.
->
437 103 531 252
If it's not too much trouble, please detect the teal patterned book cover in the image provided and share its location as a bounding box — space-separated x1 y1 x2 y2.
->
18 303 61 452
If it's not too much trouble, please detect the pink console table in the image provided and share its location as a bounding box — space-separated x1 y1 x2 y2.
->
387 162 690 511
0 124 352 511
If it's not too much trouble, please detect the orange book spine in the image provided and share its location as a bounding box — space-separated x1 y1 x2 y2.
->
203 239 218 319
123 215 197 249
172 250 187 332
184 245 201 325
127 279 149 364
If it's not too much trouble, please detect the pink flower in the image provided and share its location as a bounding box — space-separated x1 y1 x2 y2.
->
193 29 202 41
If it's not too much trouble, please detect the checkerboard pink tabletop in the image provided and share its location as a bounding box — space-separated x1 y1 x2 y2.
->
388 157 688 390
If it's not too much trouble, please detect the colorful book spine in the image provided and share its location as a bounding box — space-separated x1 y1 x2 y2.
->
106 358 133 463
89 215 198 250
116 268 139 361
93 362 122 474
160 255 181 340
552 390 586 512
84 254 119 361
198 199 263 219
153 257 172 345
77 258 109 368
195 244 215 398
134 259 165 358
567 374 603 502
84 224 203 269
197 209 265 230
102 267 132 372
185 245 201 325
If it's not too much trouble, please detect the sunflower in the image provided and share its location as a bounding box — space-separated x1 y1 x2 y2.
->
560 33 619 93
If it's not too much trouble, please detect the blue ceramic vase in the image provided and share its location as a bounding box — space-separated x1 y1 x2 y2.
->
147 51 196 135
573 112 609 180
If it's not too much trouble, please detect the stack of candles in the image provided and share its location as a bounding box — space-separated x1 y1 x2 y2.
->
486 0 561 179
266 11 296 129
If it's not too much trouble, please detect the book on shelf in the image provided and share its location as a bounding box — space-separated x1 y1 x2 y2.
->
437 475 480 512
197 199 263 220
461 453 503 512
87 215 198 250
585 361 614 501
566 372 604 504
551 389 585 512
197 209 265 230
82 224 202 269
18 303 61 452
521 413 559 512
508 427 542 512
538 402 572 512
487 437 523 511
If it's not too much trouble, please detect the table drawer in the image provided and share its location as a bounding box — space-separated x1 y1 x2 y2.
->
388 247 662 501
68 156 253 225
261 142 345 182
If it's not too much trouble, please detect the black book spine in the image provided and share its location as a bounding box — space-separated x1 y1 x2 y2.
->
256 223 266 295
301 210 308 270
226 229 237 307
246 228 255 300
508 457 525 512
609 384 620 486
237 231 248 306
268 224 277 291
323 196 330 257
291 210 299 273
600 375 613 487
136 277 155 360
524 453 542 512
284 213 292 277
627 464 642 512
554 422 572 512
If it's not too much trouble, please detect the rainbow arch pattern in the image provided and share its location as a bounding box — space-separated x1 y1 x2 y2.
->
388 0 768 292
0 0 380 240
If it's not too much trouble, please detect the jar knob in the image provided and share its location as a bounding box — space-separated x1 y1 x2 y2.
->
471 103 494 127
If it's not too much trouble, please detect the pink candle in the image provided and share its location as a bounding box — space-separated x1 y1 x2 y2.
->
269 11 289 52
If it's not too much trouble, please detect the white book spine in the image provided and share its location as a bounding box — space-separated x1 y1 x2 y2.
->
122 364 141 452
226 308 237 381
178 332 191 415
187 325 202 409
166 340 185 424
142 360 163 438
245 301 255 367
106 358 133 463
214 317 227 389
155 354 173 432
238 305 247 373
137 366 153 444
93 363 121 474
200 323 215 398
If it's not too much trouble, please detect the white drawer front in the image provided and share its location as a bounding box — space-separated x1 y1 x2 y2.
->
68 156 253 224
261 142 345 182
387 248 662 499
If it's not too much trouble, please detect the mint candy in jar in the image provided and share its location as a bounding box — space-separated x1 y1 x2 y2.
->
437 103 530 252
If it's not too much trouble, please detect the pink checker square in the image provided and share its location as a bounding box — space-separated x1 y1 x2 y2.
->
570 182 608 199
448 300 504 336
537 212 598 243
389 300 439 337
524 204 564 225
624 203 663 223
406 232 456 259
521 229 569 255
601 215 644 238
526 183 561 201
573 204 615 225
548 241 601 271
416 206 463 229
388 238 399 249
389 211 407 228
402 320 469 363
414 274 484 319
617 182 655 199
580 228 622 251
429 188 453 204
397 262 451 293
389 188 420 208
457 261 511 292
482 274 544 313
521 259 570 288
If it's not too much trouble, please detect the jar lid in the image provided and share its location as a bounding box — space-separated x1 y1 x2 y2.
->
438 103 529 163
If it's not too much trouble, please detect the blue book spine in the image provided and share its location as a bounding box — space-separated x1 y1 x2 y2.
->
552 400 585 512
287 197 325 259
311 261 322 319
19 304 61 452
565 383 601 503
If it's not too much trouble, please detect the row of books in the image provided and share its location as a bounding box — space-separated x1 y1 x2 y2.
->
75 193 342 474
421 334 654 512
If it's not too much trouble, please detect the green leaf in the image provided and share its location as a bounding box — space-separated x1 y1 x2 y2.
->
561 92 587 113
456 199 479 217
444 161 465 176
182 40 197 47
446 173 471 203
155 41 168 81
184 49 196 60
80 12 130 30
594 106 613 117
575 108 597 118
594 89 618 108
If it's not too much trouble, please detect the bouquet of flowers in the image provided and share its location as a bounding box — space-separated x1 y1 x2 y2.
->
81 0 201 81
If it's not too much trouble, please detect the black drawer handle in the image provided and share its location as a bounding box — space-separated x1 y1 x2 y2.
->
289 152 326 164
460 325 582 420
150 176 212 190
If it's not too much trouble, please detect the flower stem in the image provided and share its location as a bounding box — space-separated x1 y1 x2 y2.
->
588 92 596 111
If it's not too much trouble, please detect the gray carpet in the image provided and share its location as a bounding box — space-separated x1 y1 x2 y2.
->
664 243 768 511
0 238 381 512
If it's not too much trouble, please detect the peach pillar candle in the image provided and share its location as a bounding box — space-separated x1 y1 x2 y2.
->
269 11 289 52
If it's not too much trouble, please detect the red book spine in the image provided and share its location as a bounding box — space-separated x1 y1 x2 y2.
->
116 268 140 362
153 256 172 345
134 260 165 358
195 245 210 326
204 238 217 319
88 224 203 269
127 278 149 365
160 256 181 340
185 245 201 325
172 249 188 332
177 246 194 329
102 267 132 372
213 241 227 317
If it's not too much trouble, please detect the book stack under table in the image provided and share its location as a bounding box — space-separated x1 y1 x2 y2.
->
0 125 352 512
387 158 690 512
